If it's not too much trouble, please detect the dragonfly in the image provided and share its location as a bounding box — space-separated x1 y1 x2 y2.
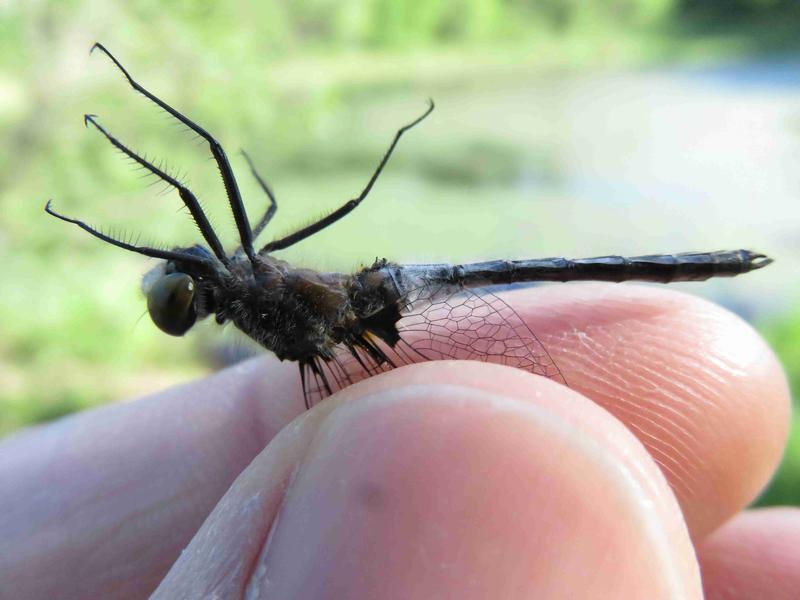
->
47 44 773 408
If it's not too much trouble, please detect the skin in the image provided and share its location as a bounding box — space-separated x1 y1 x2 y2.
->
0 283 794 599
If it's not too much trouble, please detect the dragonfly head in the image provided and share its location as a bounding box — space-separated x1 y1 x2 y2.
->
143 268 197 336
141 246 220 336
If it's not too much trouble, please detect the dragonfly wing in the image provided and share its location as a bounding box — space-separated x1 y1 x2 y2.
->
301 284 566 408
396 283 566 382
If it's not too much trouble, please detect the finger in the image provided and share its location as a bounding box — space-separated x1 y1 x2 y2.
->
0 358 302 599
282 282 788 539
507 283 789 538
697 507 800 599
154 364 702 599
0 283 785 596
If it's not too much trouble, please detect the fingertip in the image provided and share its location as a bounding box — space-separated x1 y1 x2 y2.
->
163 282 791 544
698 508 800 599
157 364 701 598
508 283 790 538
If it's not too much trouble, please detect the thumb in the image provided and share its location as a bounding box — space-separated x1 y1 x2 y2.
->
153 363 701 599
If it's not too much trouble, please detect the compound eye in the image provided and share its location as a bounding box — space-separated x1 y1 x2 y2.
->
146 273 197 336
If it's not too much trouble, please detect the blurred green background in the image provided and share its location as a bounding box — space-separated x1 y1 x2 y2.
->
0 1 797 505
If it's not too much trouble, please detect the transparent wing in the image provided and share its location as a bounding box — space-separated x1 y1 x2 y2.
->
301 284 566 408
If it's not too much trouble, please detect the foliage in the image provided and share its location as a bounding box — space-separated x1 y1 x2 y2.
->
763 304 800 396
756 415 800 506
0 1 797 508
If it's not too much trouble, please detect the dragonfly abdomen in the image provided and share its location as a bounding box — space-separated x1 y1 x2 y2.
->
398 249 771 288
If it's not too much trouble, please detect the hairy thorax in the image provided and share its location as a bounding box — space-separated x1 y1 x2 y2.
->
211 254 359 362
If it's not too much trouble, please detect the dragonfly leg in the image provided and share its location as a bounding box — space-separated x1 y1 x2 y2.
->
261 100 435 253
241 149 277 241
91 43 256 262
83 114 229 265
44 200 211 265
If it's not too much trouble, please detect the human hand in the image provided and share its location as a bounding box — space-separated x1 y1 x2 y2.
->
0 284 794 598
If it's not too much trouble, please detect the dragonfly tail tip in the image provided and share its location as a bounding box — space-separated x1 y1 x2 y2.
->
747 252 773 270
